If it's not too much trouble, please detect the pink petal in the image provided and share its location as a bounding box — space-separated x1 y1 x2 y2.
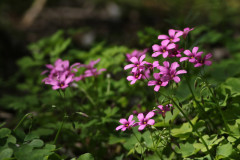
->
147 119 155 125
60 74 66 82
52 85 60 90
158 35 169 40
167 43 176 50
180 57 189 62
173 76 181 83
137 113 144 121
153 73 160 80
138 124 146 131
130 79 137 85
189 58 196 63
204 61 212 66
194 63 203 67
65 76 73 84
158 66 166 71
121 127 127 131
192 47 199 54
162 51 169 58
116 125 124 131
205 53 212 59
119 119 128 124
128 115 134 122
41 70 48 75
161 40 170 46
152 52 162 57
146 111 155 119
130 57 138 64
132 67 137 73
172 38 180 42
154 85 160 92
124 64 135 70
176 70 187 75
161 81 168 86
168 29 176 37
183 50 192 56
46 64 54 69
175 31 183 37
170 62 180 70
148 80 157 86
127 76 135 81
153 61 159 67
161 75 170 82
139 54 146 63
196 51 204 57
90 59 100 67
152 44 161 51
129 121 135 126
163 61 170 68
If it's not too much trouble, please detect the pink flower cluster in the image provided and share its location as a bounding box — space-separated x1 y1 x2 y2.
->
116 104 173 131
154 28 212 67
124 27 213 91
42 58 106 90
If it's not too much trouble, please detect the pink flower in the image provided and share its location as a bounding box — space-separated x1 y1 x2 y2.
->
158 29 183 43
47 73 73 90
152 40 176 58
81 59 101 70
116 115 136 131
194 53 212 67
168 45 184 58
159 61 187 83
137 111 155 131
180 47 203 63
124 55 146 73
148 73 168 92
80 58 106 79
155 104 173 118
182 27 194 39
126 49 148 62
145 61 160 71
84 68 106 77
127 70 143 85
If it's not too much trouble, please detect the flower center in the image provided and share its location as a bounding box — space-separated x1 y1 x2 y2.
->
158 81 162 85
60 83 64 87
144 121 147 124
135 75 139 78
163 49 166 52
137 64 139 67
170 38 173 41
191 56 194 59
125 124 129 127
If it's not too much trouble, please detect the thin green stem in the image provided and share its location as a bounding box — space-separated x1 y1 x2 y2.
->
53 114 67 144
132 132 144 159
166 95 214 159
14 113 33 132
79 87 96 106
185 76 215 131
149 130 162 160
204 79 230 133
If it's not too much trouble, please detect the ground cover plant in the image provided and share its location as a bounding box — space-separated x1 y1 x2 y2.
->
1 24 240 160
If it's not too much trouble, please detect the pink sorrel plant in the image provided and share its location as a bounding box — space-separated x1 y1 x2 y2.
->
42 58 106 90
